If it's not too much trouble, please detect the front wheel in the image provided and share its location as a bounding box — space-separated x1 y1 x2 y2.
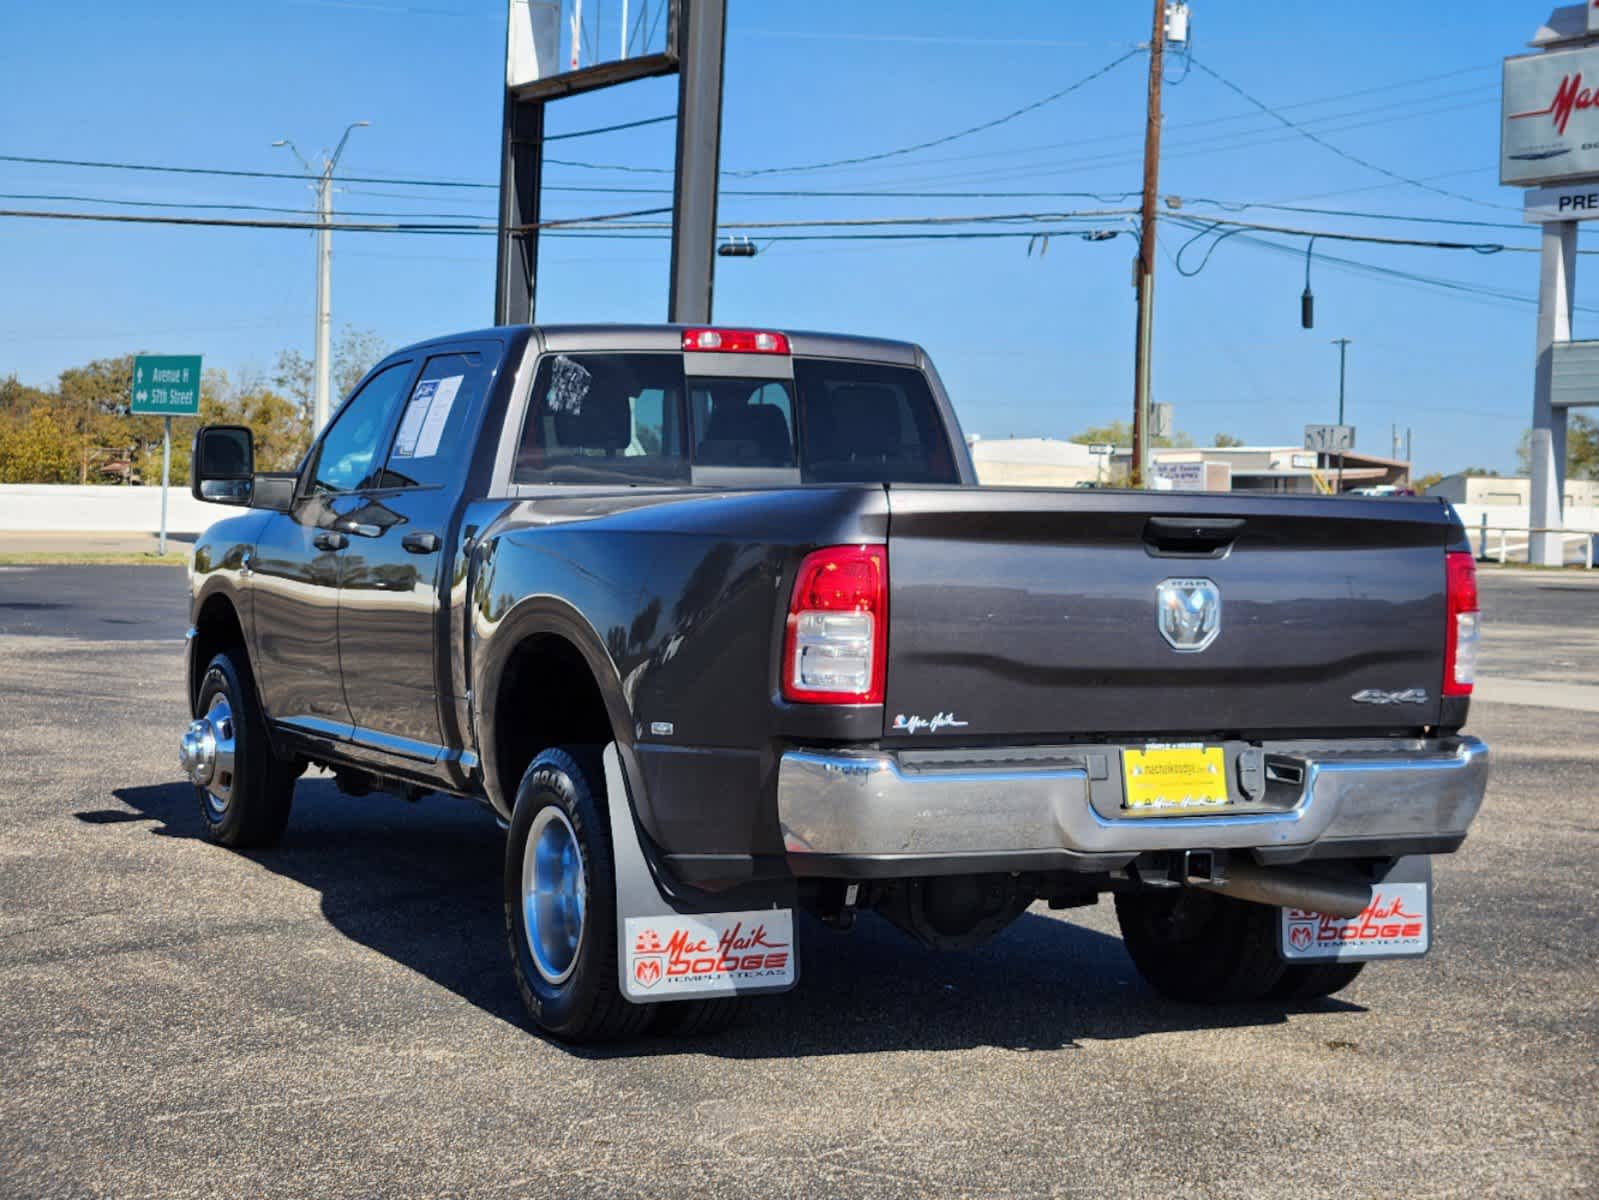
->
503 747 653 1043
184 651 295 848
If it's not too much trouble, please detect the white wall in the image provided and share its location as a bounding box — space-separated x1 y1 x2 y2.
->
0 484 233 535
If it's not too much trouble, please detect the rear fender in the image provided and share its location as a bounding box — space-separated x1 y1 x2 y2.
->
473 593 645 822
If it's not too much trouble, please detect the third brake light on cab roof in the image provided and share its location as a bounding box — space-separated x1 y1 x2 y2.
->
682 328 790 354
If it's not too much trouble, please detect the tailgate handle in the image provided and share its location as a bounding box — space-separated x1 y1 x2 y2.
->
1143 517 1244 558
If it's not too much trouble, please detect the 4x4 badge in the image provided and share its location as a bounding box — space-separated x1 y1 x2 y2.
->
1156 578 1221 652
1351 688 1429 705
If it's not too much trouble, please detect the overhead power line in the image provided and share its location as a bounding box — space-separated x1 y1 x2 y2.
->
1187 57 1512 213
0 190 494 221
542 113 673 140
0 152 495 189
1171 212 1510 257
0 205 670 235
0 50 1141 190
726 47 1143 176
536 48 1146 178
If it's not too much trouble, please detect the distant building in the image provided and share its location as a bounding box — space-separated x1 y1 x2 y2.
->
1424 474 1599 507
1142 446 1411 494
968 437 1102 487
968 438 1412 494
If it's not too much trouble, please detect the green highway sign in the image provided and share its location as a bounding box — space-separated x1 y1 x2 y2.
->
130 354 202 416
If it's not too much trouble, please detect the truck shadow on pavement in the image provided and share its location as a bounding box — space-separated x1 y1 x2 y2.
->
98 779 1361 1059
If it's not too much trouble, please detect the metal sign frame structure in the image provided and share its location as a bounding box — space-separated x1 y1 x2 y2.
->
1511 7 1599 565
495 0 727 328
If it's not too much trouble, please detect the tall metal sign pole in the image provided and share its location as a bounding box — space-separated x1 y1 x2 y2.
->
1131 0 1167 489
1504 5 1599 564
666 0 726 324
1530 211 1576 563
495 1 725 328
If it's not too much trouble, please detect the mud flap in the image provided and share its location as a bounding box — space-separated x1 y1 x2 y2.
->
1279 855 1433 963
603 744 799 1004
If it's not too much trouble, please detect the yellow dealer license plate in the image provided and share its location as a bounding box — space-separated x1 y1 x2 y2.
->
1122 744 1230 813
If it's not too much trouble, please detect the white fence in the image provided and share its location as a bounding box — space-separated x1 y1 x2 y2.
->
1448 503 1599 568
0 484 230 535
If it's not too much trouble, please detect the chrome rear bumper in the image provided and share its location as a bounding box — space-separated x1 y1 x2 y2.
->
777 736 1489 874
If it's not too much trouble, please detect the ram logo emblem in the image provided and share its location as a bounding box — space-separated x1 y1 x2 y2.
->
1156 578 1221 653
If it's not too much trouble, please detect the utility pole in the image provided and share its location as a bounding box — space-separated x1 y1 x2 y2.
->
1332 336 1351 493
275 121 369 435
1131 0 1167 488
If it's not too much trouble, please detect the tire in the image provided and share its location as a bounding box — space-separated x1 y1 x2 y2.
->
503 747 653 1043
651 996 746 1038
1269 961 1365 1004
192 651 296 849
1115 888 1289 1004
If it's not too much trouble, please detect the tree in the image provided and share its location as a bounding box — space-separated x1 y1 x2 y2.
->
273 326 389 416
1211 433 1246 448
1412 471 1445 493
1069 420 1193 449
1516 414 1599 480
0 407 79 483
55 354 141 482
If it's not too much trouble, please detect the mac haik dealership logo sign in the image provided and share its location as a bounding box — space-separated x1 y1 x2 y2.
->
1503 45 1599 186
622 910 795 1000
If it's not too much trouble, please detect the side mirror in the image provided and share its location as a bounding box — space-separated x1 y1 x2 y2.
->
191 425 255 505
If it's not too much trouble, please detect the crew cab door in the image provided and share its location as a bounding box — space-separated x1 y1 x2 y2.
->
334 344 499 761
250 358 418 736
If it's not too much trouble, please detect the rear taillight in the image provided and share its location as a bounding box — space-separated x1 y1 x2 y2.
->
682 328 790 355
782 545 887 704
1443 550 1479 697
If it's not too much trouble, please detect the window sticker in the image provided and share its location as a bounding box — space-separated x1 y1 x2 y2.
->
392 375 463 459
547 355 592 415
413 375 462 458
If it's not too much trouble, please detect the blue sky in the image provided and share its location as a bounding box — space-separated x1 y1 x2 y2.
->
0 0 1568 474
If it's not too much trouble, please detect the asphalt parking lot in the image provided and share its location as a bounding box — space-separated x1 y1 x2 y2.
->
2 564 1595 1198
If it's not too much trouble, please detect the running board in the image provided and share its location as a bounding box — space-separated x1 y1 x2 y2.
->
604 744 799 1004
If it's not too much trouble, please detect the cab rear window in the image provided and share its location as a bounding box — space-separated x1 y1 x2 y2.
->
513 353 689 485
513 352 956 486
791 358 957 485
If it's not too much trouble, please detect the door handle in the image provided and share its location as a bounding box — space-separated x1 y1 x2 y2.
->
313 531 348 552
401 531 441 555
1142 517 1244 558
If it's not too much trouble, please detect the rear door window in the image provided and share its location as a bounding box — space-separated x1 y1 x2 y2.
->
791 359 958 484
377 350 492 490
514 353 689 485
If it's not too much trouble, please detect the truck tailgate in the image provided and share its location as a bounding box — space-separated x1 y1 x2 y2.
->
882 487 1457 739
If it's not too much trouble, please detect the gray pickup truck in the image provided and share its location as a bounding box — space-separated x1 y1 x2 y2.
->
181 323 1489 1042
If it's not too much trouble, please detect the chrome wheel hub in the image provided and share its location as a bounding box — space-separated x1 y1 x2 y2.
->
180 694 237 817
522 806 587 985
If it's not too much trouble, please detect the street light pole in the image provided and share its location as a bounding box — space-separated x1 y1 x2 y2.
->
275 121 369 434
1332 336 1351 493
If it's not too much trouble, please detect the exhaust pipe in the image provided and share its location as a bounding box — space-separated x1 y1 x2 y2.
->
1191 861 1371 919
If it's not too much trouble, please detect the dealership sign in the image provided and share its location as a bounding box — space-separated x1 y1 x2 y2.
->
1524 180 1599 222
1502 43 1599 186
